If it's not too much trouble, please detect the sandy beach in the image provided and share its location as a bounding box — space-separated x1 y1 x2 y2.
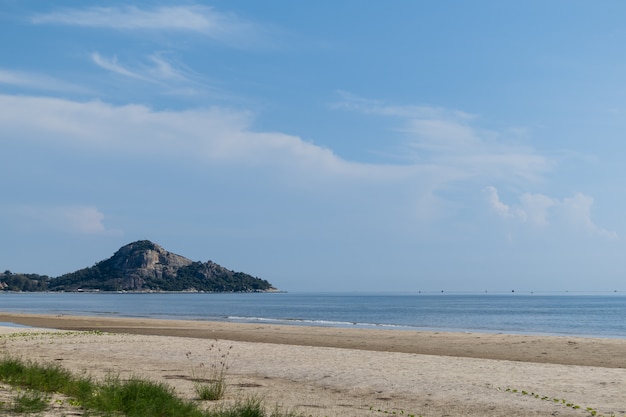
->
1 313 625 417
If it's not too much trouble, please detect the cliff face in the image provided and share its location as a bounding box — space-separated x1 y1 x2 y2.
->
48 240 275 292
104 240 193 289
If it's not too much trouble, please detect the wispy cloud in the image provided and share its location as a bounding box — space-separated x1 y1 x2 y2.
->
0 68 89 94
31 6 266 47
333 92 551 184
91 53 147 81
148 53 187 81
90 52 209 96
333 92 619 237
332 91 476 121
91 52 199 85
484 186 617 239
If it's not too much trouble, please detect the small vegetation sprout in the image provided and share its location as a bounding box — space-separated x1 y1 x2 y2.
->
186 341 233 401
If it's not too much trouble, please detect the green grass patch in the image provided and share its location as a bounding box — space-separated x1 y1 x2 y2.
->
0 355 303 417
195 380 226 402
208 397 304 417
0 357 74 393
11 389 49 413
89 375 204 417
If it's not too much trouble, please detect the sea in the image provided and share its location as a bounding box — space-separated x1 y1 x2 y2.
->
1 292 625 338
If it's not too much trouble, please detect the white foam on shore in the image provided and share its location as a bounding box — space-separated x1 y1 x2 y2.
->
0 324 60 335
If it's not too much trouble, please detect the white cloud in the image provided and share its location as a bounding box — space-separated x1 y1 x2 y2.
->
3 92 612 239
0 68 88 93
561 193 618 239
483 186 528 221
0 93 495 236
0 94 419 184
12 205 118 236
3 89 548 198
0 93 570 233
485 186 617 239
519 192 555 227
33 6 223 31
60 206 107 234
407 118 480 150
31 6 264 46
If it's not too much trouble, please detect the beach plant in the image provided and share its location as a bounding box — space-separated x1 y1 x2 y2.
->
201 396 305 417
368 404 421 417
208 396 265 417
88 374 205 417
501 386 623 417
0 357 203 417
0 356 74 393
186 342 233 401
196 379 224 402
0 355 306 417
10 388 49 413
205 397 306 417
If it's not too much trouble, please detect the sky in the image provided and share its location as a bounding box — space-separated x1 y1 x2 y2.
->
2 1 626 292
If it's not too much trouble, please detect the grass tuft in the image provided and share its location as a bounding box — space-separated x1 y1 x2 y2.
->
187 343 233 401
0 357 74 393
0 355 304 417
11 389 49 413
87 374 204 417
208 397 282 417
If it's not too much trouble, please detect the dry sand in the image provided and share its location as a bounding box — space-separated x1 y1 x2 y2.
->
1 313 625 417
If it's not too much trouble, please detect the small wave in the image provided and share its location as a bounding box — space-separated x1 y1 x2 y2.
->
226 316 409 330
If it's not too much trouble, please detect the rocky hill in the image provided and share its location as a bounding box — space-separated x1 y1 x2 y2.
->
2 240 276 292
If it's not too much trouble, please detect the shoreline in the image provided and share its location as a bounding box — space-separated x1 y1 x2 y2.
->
2 312 626 368
2 314 626 416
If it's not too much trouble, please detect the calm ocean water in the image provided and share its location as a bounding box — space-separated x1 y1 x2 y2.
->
1 292 625 338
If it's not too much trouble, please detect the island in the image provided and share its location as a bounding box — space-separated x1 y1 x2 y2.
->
0 240 276 293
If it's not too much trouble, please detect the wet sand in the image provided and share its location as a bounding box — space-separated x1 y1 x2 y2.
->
1 313 625 416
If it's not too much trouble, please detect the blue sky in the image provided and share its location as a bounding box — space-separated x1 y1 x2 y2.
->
2 1 626 292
